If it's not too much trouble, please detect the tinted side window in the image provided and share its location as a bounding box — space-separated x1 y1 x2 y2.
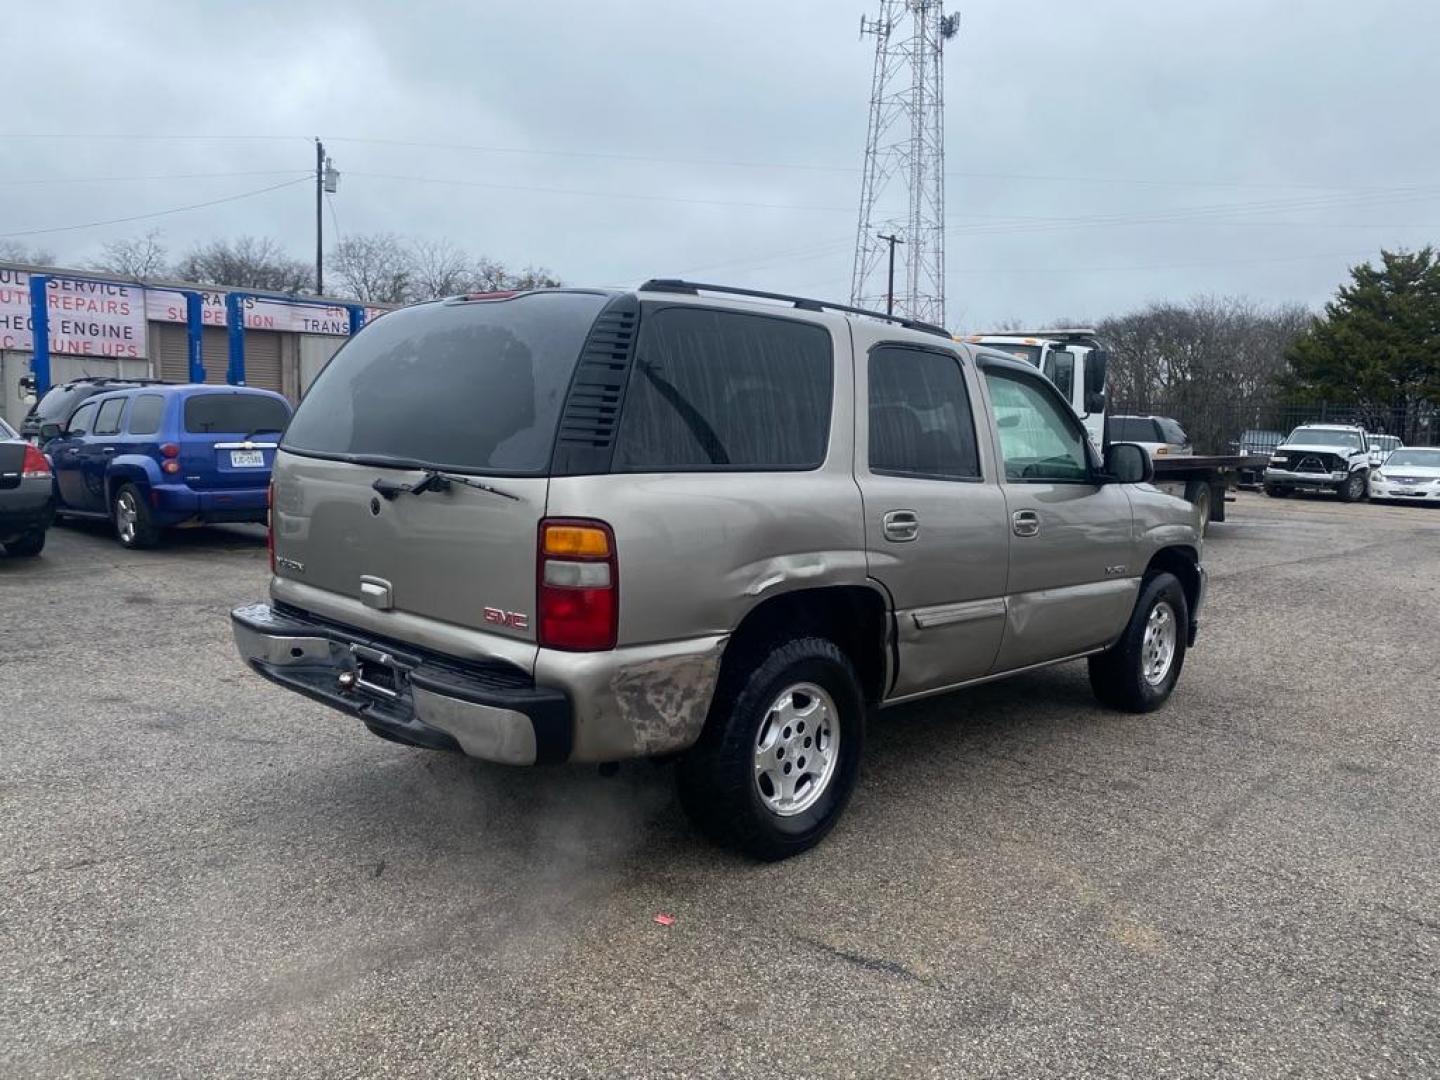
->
984 371 1091 482
127 395 165 436
1159 419 1188 444
93 398 126 436
613 307 832 471
868 346 980 480
184 394 291 436
67 401 99 436
1109 417 1161 443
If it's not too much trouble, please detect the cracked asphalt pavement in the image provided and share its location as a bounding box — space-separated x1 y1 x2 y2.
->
2 492 1438 1077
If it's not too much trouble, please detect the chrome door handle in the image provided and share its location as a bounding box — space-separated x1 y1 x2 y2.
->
882 509 919 542
101 448 116 454
1012 510 1040 537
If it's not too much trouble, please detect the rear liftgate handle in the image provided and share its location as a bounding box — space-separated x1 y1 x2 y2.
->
1012 510 1040 537
882 509 920 542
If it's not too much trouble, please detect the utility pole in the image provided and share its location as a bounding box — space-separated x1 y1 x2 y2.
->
314 138 325 295
851 3 959 325
877 232 905 315
314 139 339 295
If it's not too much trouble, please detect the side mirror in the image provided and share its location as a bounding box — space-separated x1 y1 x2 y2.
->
1082 347 1108 414
1104 441 1153 484
38 422 63 441
1085 347 1109 394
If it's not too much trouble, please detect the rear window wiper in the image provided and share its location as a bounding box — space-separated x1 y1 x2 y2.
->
242 427 282 442
372 469 519 502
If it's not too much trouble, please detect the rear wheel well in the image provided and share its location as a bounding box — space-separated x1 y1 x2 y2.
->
721 586 889 705
106 471 149 511
1145 546 1201 615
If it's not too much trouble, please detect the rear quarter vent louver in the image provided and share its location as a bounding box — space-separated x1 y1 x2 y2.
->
551 294 640 475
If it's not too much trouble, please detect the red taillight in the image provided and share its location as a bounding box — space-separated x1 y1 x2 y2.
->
160 443 180 458
266 481 275 574
20 444 50 478
537 518 617 651
161 460 180 474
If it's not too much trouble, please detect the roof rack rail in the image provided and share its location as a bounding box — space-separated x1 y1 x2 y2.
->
638 278 951 338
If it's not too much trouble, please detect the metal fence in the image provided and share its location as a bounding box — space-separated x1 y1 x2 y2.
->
1106 400 1439 455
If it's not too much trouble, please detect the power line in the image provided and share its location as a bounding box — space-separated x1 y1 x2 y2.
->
345 170 855 214
1 132 1431 193
0 176 311 238
0 169 308 188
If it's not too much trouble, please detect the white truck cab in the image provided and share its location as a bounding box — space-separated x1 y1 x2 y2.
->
962 330 1109 446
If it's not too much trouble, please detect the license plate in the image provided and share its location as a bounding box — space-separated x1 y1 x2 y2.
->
230 450 264 468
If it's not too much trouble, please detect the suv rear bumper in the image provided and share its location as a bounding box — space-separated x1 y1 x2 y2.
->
231 603 570 765
155 483 269 525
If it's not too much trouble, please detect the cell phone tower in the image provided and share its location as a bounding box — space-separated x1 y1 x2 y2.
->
850 2 959 326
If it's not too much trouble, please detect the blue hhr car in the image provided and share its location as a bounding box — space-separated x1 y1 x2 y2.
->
39 384 291 548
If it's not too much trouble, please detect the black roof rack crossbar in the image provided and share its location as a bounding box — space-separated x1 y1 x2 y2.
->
639 278 950 338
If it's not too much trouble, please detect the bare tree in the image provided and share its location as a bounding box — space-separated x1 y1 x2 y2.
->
1098 296 1311 450
0 240 57 266
468 258 561 293
506 266 563 290
330 233 414 303
88 229 169 279
175 236 312 293
329 233 564 303
409 238 474 299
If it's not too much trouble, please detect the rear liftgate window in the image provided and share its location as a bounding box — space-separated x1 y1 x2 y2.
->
612 307 833 470
282 292 609 474
185 394 292 436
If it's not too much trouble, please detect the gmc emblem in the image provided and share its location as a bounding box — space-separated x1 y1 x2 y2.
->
483 607 529 630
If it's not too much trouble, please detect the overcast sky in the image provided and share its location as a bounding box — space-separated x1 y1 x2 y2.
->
4 0 1438 329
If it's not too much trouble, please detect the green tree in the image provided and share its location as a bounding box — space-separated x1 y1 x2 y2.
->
1284 248 1440 441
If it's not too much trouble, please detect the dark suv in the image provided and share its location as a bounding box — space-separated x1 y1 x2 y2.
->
21 376 162 440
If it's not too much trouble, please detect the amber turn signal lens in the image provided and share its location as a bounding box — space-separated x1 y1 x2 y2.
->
542 524 611 557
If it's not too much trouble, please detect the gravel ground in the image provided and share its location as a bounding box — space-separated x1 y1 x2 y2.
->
1 492 1437 1078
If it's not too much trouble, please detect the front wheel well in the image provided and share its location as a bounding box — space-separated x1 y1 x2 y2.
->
721 585 889 705
1144 546 1201 616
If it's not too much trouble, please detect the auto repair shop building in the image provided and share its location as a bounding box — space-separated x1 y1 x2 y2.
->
0 260 392 427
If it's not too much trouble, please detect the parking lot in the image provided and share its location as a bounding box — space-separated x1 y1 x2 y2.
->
1 493 1437 1078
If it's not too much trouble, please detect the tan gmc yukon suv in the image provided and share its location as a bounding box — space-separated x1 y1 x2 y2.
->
233 280 1206 859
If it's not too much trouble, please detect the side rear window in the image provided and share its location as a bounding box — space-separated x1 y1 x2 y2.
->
612 307 833 471
67 401 99 436
127 395 165 436
868 346 980 480
93 398 126 436
184 394 291 436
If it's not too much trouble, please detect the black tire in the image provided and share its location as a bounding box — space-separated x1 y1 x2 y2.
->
677 636 864 861
112 482 160 549
1336 469 1367 503
3 530 45 557
1088 572 1189 713
1263 484 1291 498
